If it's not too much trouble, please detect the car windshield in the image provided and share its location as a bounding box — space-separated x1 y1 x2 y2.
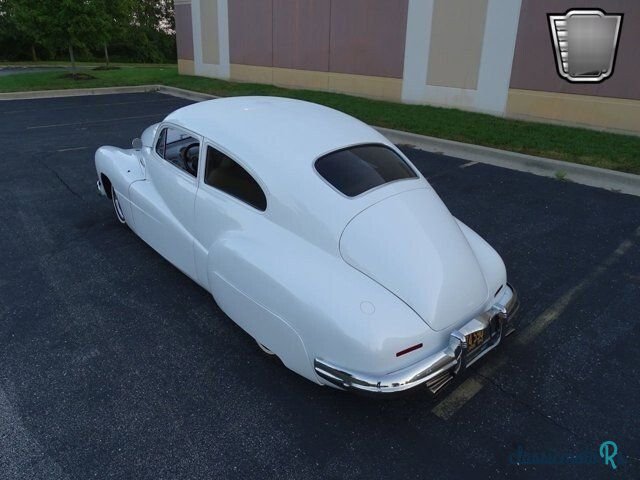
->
315 144 417 197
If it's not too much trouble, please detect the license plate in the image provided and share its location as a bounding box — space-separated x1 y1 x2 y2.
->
466 330 486 352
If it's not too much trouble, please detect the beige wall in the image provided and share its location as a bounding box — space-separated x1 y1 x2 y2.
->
229 64 402 102
178 59 195 75
426 0 488 90
507 89 640 134
200 0 219 65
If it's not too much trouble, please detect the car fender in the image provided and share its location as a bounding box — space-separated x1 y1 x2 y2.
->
205 226 432 383
455 219 507 305
95 146 145 223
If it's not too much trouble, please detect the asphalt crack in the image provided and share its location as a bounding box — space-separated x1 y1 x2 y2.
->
39 161 83 200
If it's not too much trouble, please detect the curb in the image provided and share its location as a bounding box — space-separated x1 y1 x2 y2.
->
2 85 638 197
0 85 158 100
157 85 217 102
376 127 640 197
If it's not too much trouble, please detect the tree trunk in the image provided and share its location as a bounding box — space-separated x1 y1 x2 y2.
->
103 43 110 68
68 44 76 75
31 44 38 62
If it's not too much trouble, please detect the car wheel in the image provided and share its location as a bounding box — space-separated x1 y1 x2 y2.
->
111 184 126 224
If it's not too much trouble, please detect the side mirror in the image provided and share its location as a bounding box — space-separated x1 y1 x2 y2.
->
132 138 143 150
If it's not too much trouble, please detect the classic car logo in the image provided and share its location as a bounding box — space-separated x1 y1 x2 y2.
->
548 9 623 83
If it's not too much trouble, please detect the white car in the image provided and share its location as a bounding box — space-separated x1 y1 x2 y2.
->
95 97 518 395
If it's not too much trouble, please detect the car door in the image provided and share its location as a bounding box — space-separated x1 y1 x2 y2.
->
129 124 202 281
192 143 268 287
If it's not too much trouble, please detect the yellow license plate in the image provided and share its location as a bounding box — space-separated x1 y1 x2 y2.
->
466 330 485 351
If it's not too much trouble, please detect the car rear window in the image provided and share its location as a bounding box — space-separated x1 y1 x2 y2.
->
315 145 417 197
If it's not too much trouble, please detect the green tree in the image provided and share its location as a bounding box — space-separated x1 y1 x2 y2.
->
3 0 48 61
41 0 103 74
94 0 134 67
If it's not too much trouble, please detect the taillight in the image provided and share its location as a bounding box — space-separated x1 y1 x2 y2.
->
396 343 423 357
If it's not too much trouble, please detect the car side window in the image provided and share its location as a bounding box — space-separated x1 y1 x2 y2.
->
155 128 166 157
155 127 200 177
204 146 267 211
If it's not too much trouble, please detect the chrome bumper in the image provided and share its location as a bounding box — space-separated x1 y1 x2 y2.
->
314 284 519 396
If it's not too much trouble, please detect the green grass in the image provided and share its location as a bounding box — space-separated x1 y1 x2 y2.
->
2 65 639 175
0 60 177 68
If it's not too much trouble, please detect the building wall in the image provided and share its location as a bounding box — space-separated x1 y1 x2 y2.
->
227 0 408 101
401 0 522 114
508 0 640 133
426 0 488 90
175 0 195 75
174 0 640 134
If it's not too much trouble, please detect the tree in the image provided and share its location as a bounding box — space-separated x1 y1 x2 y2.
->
41 0 103 74
1 0 176 64
93 0 133 67
132 0 174 32
3 0 49 61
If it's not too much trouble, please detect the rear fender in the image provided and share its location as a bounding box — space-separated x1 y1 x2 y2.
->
206 227 432 383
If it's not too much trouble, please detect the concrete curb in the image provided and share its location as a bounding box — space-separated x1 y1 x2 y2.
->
157 85 217 102
0 84 218 101
2 85 638 196
0 85 160 100
376 127 640 197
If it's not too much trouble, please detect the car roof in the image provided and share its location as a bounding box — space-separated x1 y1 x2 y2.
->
163 97 425 253
163 96 391 182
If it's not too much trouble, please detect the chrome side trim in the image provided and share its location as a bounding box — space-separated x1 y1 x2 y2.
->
314 284 519 395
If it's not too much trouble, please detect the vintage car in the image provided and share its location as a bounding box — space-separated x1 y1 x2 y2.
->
95 96 518 395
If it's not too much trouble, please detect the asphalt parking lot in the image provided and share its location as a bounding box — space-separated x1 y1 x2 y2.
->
0 92 638 479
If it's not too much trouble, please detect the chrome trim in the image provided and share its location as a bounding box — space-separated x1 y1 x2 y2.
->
96 179 106 197
314 284 519 395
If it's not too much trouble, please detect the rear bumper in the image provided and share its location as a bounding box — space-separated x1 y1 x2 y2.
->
314 283 519 396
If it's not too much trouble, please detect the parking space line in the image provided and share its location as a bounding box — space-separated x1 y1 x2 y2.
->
27 113 162 130
432 378 484 420
459 161 478 169
432 225 640 419
57 146 88 152
516 226 638 346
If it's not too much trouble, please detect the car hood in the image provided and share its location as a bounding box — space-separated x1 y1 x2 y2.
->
339 187 489 331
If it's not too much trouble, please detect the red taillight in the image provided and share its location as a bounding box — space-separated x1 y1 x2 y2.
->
395 343 423 357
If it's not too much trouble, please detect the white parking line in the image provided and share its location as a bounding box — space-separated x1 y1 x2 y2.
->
432 378 484 420
432 225 640 419
27 113 162 129
459 161 478 169
516 228 638 347
57 146 88 152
